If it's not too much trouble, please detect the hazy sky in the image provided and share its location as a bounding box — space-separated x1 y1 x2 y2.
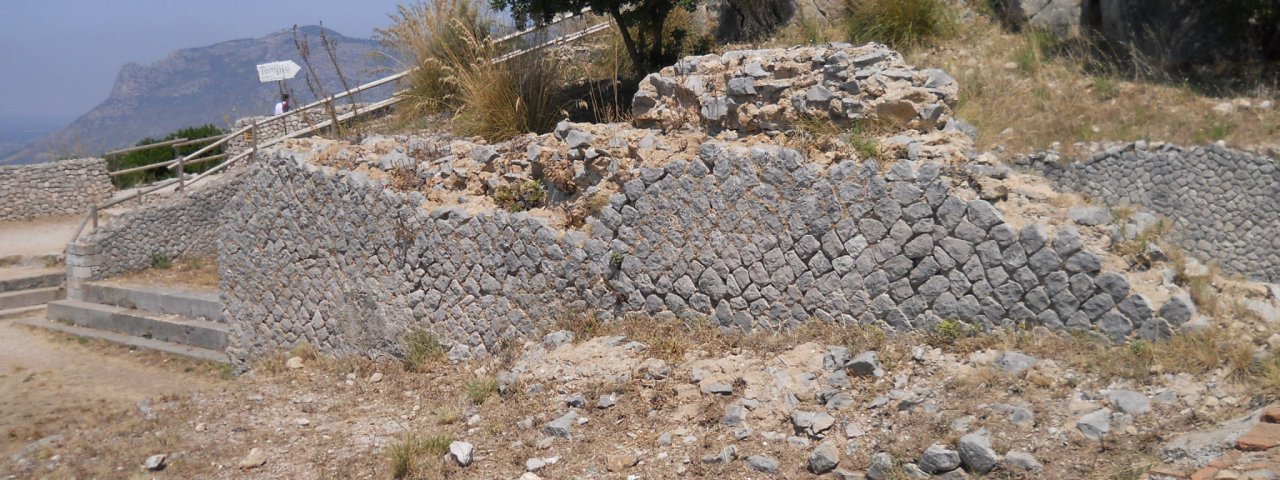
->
0 0 409 122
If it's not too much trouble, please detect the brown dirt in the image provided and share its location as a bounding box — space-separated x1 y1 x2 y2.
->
110 256 220 291
0 320 224 473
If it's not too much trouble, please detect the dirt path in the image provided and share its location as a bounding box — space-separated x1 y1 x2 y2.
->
0 214 81 258
0 320 222 466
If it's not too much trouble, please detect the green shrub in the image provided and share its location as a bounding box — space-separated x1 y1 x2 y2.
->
494 180 547 212
110 124 225 189
844 0 955 50
150 252 173 270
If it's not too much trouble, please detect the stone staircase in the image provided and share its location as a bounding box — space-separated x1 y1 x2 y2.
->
20 282 228 363
0 267 65 320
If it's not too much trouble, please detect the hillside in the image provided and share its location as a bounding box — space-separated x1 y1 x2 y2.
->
2 25 395 165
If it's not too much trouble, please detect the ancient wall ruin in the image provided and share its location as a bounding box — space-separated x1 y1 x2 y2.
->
0 158 113 221
65 175 240 297
1021 143 1280 283
220 140 1194 365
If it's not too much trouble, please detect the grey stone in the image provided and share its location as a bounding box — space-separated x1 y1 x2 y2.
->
809 444 841 474
447 441 474 467
1004 450 1043 472
143 453 167 471
867 452 894 480
545 411 579 437
824 345 850 371
957 430 1000 473
849 351 884 377
544 330 574 347
995 351 1038 374
1158 294 1196 326
1107 389 1151 415
1094 272 1130 301
701 445 737 464
918 443 961 473
1067 206 1112 226
1077 408 1111 440
746 454 779 473
723 403 746 426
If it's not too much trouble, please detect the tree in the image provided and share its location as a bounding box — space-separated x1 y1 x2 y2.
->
111 125 225 188
491 0 699 75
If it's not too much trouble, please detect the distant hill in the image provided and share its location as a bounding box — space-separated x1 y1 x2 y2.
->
3 25 397 165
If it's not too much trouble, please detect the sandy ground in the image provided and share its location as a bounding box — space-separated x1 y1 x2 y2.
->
0 214 80 259
0 320 222 468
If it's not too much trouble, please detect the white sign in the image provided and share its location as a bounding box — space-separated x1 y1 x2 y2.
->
256 60 301 82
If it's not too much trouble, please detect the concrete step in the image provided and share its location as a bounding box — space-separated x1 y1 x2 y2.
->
0 305 44 321
0 269 64 294
16 317 228 364
47 299 228 351
0 286 63 310
83 282 222 322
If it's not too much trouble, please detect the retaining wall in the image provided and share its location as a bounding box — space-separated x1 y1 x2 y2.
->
220 144 1194 365
66 174 240 298
0 158 113 221
1021 143 1280 283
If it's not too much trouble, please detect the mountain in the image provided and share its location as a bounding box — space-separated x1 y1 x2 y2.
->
3 25 397 165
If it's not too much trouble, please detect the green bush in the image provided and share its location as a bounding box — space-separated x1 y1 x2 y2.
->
110 124 225 189
494 180 547 212
150 252 173 270
844 0 955 50
403 328 447 372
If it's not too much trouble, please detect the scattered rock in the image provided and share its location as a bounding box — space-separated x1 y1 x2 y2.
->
238 448 268 469
1107 389 1151 415
597 393 618 409
545 411 579 438
746 454 779 473
605 453 638 472
849 351 884 377
809 444 841 474
957 430 1001 474
1077 408 1112 440
448 441 474 467
286 356 304 369
368 372 384 383
918 444 961 473
867 452 895 480
1005 450 1043 472
1067 206 1112 226
543 330 574 347
142 453 166 471
995 351 1039 374
701 445 737 464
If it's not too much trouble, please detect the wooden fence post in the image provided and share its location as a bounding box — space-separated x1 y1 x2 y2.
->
173 145 185 191
251 119 259 163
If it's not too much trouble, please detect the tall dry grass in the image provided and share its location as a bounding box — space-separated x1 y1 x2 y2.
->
909 17 1280 155
844 0 956 50
377 0 567 140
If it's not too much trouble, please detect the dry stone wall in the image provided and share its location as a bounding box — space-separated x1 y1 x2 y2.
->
1020 142 1280 283
65 174 240 297
0 158 113 221
221 139 1193 365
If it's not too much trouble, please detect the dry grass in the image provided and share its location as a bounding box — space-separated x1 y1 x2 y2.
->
844 0 956 50
376 0 491 120
387 431 454 479
111 256 220 291
909 17 1280 156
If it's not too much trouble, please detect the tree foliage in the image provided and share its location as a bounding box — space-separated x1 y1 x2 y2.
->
490 0 700 74
110 124 225 188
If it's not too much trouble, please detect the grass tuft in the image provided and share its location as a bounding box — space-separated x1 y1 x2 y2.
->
845 0 955 50
404 328 447 372
466 376 498 405
493 180 547 212
387 432 453 479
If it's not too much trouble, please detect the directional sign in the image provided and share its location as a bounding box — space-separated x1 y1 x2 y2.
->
256 60 301 83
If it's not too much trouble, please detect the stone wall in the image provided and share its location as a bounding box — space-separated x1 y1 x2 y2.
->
65 174 240 297
1020 143 1280 283
0 158 113 221
225 110 336 157
220 142 1193 365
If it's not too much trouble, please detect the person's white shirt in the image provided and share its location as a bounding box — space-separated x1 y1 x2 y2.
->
273 101 286 115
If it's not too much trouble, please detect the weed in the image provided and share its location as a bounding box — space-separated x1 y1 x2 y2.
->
494 180 547 212
1093 76 1121 101
466 376 498 405
930 318 971 344
609 252 625 269
387 432 453 479
845 0 956 50
150 252 173 270
1194 121 1236 143
435 405 461 424
404 328 447 372
554 311 604 341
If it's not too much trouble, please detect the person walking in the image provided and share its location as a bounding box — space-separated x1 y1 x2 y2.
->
273 93 291 115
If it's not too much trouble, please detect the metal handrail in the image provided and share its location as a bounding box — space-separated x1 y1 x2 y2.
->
69 11 609 244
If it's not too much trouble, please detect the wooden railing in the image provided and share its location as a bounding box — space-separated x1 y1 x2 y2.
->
69 11 610 244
